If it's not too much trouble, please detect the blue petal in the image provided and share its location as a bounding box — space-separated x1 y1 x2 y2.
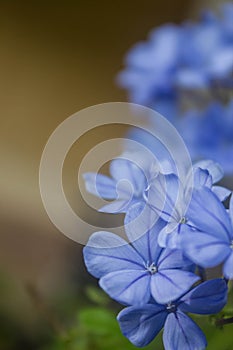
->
163 311 207 350
229 193 233 228
147 173 182 222
124 202 164 262
110 158 147 195
179 279 228 314
193 167 212 188
99 270 150 305
157 224 180 249
193 160 223 183
117 304 167 347
83 231 144 278
151 270 199 304
158 248 194 270
99 199 132 213
187 187 232 241
181 229 230 268
212 186 231 202
83 173 117 199
223 251 233 280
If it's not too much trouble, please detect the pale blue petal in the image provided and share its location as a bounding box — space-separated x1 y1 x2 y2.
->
229 194 233 228
117 304 167 347
223 251 233 279
181 229 230 268
110 158 147 195
163 311 207 350
99 270 150 305
212 186 231 202
124 202 164 262
179 279 228 314
83 173 117 199
151 270 199 304
194 160 223 183
99 199 132 213
158 248 194 270
193 167 212 188
147 173 182 222
83 231 144 278
187 187 232 241
157 224 180 248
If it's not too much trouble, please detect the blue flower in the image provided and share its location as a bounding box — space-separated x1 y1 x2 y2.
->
146 160 230 248
117 3 233 117
117 24 180 118
83 203 199 305
179 100 233 174
83 152 151 213
117 279 227 349
181 187 233 279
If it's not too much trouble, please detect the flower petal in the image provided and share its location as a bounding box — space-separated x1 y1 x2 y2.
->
83 173 117 199
193 167 212 188
157 223 180 249
187 187 232 241
99 199 132 213
229 193 233 228
117 304 167 347
212 186 231 202
158 248 193 270
181 229 230 268
223 251 233 279
99 270 150 305
83 231 144 278
147 173 182 222
163 311 207 350
124 202 164 262
193 159 223 183
179 279 228 314
110 158 147 194
151 269 199 304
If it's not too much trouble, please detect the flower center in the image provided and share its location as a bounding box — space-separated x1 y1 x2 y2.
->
166 303 177 313
180 217 187 224
145 262 158 274
230 241 233 249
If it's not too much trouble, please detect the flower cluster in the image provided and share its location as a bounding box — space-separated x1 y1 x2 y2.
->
83 153 232 349
117 2 233 174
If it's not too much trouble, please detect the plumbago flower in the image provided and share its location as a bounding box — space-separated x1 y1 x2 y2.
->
117 3 233 118
83 151 154 213
83 204 199 306
117 279 228 349
82 154 232 348
181 187 233 279
83 150 173 214
179 100 233 174
145 160 230 248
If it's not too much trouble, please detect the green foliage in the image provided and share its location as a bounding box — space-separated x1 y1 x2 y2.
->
44 306 163 350
41 286 163 350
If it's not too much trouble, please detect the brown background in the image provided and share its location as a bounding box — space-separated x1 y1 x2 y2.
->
1 0 213 338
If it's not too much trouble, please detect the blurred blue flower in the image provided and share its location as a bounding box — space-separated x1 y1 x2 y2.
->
117 3 233 119
117 278 227 349
83 203 199 306
181 187 233 279
179 100 233 174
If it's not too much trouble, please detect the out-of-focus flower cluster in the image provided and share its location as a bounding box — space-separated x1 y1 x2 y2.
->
118 3 233 174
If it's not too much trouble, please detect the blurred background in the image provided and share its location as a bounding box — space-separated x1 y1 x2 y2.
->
0 1 230 349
